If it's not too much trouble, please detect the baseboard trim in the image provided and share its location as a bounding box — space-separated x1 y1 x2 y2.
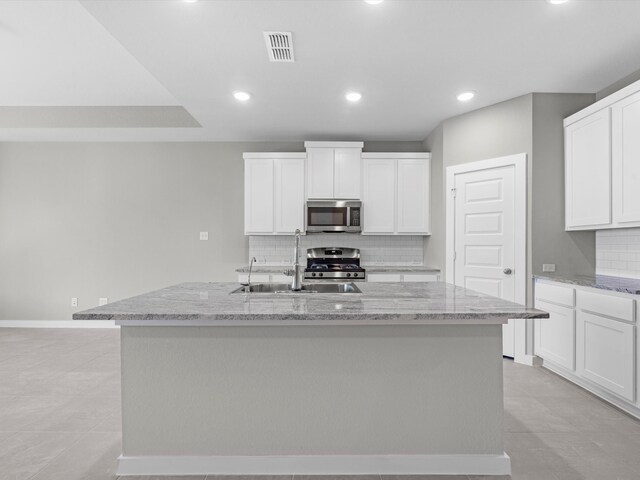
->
514 353 539 366
0 320 117 328
542 360 640 420
116 453 511 476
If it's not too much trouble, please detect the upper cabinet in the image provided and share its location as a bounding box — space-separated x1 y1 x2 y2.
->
244 153 306 235
305 141 363 199
361 153 431 235
565 78 640 231
612 90 640 225
565 109 611 229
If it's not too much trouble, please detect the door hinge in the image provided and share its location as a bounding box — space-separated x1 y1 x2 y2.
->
454 251 457 261
451 188 457 198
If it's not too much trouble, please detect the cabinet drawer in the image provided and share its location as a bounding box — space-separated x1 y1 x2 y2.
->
534 299 576 371
577 289 635 322
238 273 271 284
535 282 575 307
367 273 402 282
577 311 636 402
403 274 439 282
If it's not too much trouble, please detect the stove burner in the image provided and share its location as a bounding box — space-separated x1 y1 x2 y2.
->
309 264 329 270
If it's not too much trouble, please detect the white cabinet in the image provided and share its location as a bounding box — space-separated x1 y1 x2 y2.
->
367 272 439 282
362 158 395 233
534 279 639 416
244 153 306 235
362 153 431 235
305 142 363 199
577 310 636 402
612 90 640 225
564 77 640 231
564 109 611 230
534 298 576 371
397 158 431 233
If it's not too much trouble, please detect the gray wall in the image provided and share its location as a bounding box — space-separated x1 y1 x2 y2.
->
0 141 420 320
531 93 596 278
422 94 534 297
596 67 640 101
423 93 598 305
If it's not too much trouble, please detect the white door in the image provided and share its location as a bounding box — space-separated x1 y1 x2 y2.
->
453 165 517 357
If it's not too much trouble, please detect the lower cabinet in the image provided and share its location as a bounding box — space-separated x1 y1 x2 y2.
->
534 299 576 371
576 310 636 402
367 273 440 282
238 273 287 284
535 279 638 415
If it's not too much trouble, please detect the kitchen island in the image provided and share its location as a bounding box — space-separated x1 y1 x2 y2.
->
74 281 547 476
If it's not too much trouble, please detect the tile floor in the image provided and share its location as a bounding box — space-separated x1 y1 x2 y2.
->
1 328 640 480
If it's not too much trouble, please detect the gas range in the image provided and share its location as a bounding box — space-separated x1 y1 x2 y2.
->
304 247 366 281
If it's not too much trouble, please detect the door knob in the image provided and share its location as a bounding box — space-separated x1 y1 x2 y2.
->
503 268 513 275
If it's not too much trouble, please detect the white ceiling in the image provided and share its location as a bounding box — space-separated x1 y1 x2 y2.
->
1 0 640 142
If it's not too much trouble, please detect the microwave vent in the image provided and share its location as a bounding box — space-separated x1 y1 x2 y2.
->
263 32 295 62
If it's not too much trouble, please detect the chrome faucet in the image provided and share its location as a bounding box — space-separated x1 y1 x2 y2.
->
289 229 303 291
243 256 257 292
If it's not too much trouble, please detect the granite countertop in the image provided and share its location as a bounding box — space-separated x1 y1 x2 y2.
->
236 265 441 274
73 281 547 326
534 274 640 295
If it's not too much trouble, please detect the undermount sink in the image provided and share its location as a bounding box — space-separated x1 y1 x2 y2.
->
231 282 362 294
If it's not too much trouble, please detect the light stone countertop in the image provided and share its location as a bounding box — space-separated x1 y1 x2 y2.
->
73 281 547 326
535 274 640 295
236 265 441 274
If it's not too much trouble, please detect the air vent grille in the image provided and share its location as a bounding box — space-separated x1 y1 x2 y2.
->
264 32 295 62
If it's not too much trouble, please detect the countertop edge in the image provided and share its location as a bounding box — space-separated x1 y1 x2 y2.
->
534 274 640 295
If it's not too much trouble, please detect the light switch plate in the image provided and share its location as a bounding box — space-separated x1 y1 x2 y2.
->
199 232 209 241
542 264 556 272
99 298 108 306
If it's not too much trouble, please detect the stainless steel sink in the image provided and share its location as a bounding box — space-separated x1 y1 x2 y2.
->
230 282 362 294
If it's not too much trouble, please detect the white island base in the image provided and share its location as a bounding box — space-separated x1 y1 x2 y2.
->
117 324 510 476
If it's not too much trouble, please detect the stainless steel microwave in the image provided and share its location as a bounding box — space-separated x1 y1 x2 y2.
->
306 200 362 233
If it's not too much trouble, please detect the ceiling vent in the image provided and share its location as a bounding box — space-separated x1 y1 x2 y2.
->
263 32 295 62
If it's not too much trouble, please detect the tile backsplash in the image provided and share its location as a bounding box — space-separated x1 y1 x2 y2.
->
249 234 424 266
596 228 640 279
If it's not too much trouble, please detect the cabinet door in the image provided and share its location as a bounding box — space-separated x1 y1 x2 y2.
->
367 273 402 282
402 274 439 282
534 299 576 371
397 158 430 234
334 148 361 199
306 148 334 198
565 109 611 229
576 310 635 402
612 90 640 225
244 158 274 234
362 158 396 233
274 158 305 234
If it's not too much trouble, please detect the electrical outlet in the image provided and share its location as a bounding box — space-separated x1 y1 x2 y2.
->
99 298 108 306
71 297 78 307
542 264 556 273
199 232 209 241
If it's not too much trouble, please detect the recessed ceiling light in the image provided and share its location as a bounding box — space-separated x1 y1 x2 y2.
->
345 92 362 102
183 0 198 3
365 0 384 4
457 91 476 102
547 0 568 4
233 91 251 102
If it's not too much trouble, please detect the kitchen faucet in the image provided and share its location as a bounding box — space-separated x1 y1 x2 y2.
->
243 256 257 292
286 229 303 291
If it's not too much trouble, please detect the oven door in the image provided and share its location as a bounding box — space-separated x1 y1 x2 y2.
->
306 204 348 232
